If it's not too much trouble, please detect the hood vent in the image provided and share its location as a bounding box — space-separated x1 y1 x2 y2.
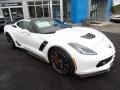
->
81 33 95 39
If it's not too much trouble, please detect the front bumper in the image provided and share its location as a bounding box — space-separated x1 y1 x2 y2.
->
79 68 110 78
79 61 114 77
75 55 115 77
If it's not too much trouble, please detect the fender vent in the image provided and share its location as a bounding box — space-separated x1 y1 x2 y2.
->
81 33 95 39
39 41 48 51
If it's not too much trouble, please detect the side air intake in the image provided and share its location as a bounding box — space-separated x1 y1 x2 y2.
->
39 41 48 51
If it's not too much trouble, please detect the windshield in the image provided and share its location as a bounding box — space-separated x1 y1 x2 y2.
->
31 19 68 34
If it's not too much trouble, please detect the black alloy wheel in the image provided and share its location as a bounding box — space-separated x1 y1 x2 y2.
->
49 48 75 75
6 33 16 49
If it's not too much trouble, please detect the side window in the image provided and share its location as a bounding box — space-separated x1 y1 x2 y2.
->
17 21 33 32
17 21 24 29
23 21 33 32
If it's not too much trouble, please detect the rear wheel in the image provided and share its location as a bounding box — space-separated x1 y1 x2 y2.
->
49 48 75 75
5 33 16 49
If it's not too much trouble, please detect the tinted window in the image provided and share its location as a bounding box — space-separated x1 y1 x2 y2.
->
17 21 24 29
23 21 33 32
17 21 33 32
32 19 68 34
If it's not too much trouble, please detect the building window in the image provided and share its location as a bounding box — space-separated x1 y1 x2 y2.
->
0 2 22 7
43 1 49 5
2 8 11 23
10 8 24 22
35 1 42 5
52 5 60 18
28 6 36 18
28 1 50 18
90 0 98 21
52 0 60 19
0 2 23 23
52 1 60 4
28 2 34 5
43 5 50 17
36 6 43 18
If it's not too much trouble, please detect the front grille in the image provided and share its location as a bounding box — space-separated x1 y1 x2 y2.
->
96 56 113 67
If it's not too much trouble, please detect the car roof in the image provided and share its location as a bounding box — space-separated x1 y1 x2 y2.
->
31 17 53 21
25 18 54 21
19 18 59 22
15 18 62 25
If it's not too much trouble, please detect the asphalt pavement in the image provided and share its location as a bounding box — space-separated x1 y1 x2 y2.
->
0 24 120 90
88 23 120 34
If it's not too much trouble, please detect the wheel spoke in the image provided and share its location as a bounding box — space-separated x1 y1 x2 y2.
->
6 34 15 49
50 51 70 74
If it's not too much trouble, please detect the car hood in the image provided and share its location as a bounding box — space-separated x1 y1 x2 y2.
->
34 27 106 48
54 27 105 47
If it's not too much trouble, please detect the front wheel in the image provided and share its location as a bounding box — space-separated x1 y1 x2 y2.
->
49 48 75 75
5 33 16 49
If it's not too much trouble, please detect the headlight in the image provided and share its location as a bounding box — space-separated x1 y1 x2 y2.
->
68 43 97 55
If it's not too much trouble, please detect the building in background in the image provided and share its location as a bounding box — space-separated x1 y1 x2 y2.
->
0 0 112 24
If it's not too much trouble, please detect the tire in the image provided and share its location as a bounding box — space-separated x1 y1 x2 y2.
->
48 47 75 75
5 33 16 49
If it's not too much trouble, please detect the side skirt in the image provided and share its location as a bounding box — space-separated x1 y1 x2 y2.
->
15 41 49 63
27 50 49 63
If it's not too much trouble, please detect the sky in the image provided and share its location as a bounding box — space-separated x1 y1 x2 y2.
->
114 0 120 5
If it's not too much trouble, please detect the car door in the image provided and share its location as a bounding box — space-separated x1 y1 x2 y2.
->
15 21 45 58
12 21 28 47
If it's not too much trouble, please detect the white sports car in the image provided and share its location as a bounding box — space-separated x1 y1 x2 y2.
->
4 18 115 77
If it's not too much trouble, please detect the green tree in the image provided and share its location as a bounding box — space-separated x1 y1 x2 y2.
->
111 0 115 14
